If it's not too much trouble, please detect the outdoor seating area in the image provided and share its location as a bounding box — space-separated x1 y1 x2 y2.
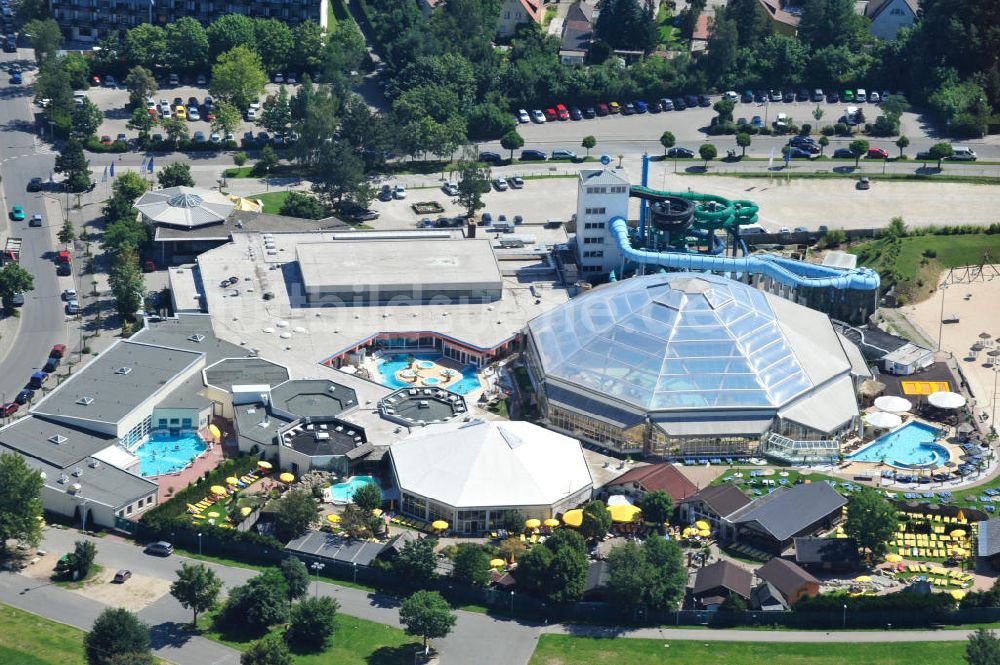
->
888 510 977 562
184 460 274 527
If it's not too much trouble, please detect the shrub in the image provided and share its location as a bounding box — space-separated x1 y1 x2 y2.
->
821 125 835 136
834 122 850 136
84 136 129 153
800 123 812 135
923 249 937 258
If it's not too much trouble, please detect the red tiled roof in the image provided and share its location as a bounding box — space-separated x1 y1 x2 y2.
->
518 0 542 22
756 0 801 27
692 13 714 40
610 463 698 501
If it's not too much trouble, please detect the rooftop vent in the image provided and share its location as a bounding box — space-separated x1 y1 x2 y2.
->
72 467 83 477
76 396 94 406
188 334 206 343
58 473 68 484
115 366 133 375
88 458 100 468
49 434 68 444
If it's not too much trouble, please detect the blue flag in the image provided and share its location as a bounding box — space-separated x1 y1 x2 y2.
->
102 165 108 182
784 148 791 164
110 162 115 178
147 157 154 173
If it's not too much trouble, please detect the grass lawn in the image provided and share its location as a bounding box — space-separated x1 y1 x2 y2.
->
52 564 104 589
251 191 294 215
202 612 420 665
528 634 964 665
0 604 88 665
223 166 255 178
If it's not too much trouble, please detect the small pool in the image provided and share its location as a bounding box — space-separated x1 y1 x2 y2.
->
374 353 482 395
329 475 380 503
848 422 949 468
423 377 441 385
136 430 207 477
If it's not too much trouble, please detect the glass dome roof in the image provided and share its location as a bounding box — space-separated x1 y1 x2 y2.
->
527 274 814 411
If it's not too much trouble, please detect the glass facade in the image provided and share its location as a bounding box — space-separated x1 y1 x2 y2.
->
547 403 644 453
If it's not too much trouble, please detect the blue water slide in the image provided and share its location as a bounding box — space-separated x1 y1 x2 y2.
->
609 217 880 290
686 227 726 255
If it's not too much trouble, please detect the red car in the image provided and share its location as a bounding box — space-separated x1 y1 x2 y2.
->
90 75 101 86
556 103 569 120
596 103 610 116
544 108 558 122
2 402 19 417
867 147 889 159
205 110 215 121
99 135 113 146
142 259 156 272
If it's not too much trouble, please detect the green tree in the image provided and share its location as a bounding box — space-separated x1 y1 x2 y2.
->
582 135 596 157
452 544 491 587
289 596 339 649
63 53 91 90
0 263 36 307
160 117 189 145
103 218 150 254
22 18 61 63
293 20 328 73
659 130 676 156
392 537 438 586
594 0 658 53
798 0 866 49
735 132 751 158
844 487 898 563
260 85 292 134
127 107 156 143
848 138 869 167
340 502 382 540
210 45 268 112
68 539 97 577
223 571 289 630
108 247 145 321
885 216 908 239
54 138 92 192
704 15 738 86
254 18 294 74
641 491 673 525
351 481 383 513
812 105 825 124
122 24 166 71
0 453 43 551
233 151 248 167
279 191 330 220
928 141 954 169
309 141 373 208
500 129 524 161
240 634 292 665
820 228 847 248
211 100 242 136
71 99 103 138
124 66 157 111
256 145 279 175
274 489 318 541
545 543 588 603
818 135 829 156
207 14 257 59
713 99 735 124
58 219 76 244
579 500 612 540
606 538 687 609
85 608 152 665
456 147 491 217
966 628 1000 665
165 17 209 73
699 143 718 167
895 135 910 158
279 556 310 602
170 563 222 625
399 590 456 654
499 510 525 533
719 593 748 612
158 162 194 188
13 0 49 25
105 171 149 220
499 536 525 563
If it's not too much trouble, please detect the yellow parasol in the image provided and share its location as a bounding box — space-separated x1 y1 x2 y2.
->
886 553 903 563
697 528 711 537
279 472 295 483
525 518 542 529
372 508 383 517
543 518 560 528
206 511 220 518
489 558 506 568
855 575 871 583
957 510 965 521
562 509 583 527
432 520 449 531
240 507 252 517
209 424 222 440
225 477 239 486
836 533 848 538
950 529 967 538
326 513 342 523
695 520 711 531
950 590 966 601
609 504 642 523
210 485 228 496
257 460 273 470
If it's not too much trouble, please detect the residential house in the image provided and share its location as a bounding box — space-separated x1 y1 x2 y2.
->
498 0 543 37
755 557 820 605
750 581 789 611
865 0 918 40
678 484 752 538
755 0 800 36
690 12 713 55
603 463 697 504
793 536 862 573
692 560 753 610
559 0 595 65
727 482 847 553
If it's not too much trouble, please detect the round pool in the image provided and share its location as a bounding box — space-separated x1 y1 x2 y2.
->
417 360 436 369
423 377 441 385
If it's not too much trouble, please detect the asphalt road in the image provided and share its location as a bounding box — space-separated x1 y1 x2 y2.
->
0 48 72 411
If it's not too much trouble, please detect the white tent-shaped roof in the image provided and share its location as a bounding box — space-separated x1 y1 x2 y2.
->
874 395 912 413
388 419 593 509
864 411 903 429
134 186 235 229
928 391 966 409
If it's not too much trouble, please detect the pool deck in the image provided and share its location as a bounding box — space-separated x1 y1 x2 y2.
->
365 353 485 398
147 418 234 497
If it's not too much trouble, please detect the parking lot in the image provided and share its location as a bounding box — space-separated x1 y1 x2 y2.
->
82 79 300 147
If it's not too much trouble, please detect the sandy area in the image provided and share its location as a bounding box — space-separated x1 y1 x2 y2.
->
19 551 170 613
904 269 1000 411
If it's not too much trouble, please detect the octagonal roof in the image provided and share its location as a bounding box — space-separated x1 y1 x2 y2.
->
527 273 820 411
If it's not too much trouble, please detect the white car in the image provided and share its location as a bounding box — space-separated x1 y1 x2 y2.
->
246 108 257 121
187 108 201 121
517 109 530 123
869 91 881 103
274 73 284 84
442 182 459 196
778 226 791 234
160 107 172 119
531 109 545 123
61 288 76 301
393 185 407 199
65 299 80 315
723 91 739 101
856 88 867 102
210 132 221 144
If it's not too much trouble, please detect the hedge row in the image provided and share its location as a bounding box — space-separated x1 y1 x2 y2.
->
143 454 261 526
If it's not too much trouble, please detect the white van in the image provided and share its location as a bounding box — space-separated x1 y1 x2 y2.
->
774 113 788 128
950 146 977 161
844 106 859 125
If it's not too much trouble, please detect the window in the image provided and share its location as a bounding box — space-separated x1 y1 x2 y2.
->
584 221 606 229
890 6 905 14
583 250 604 258
583 265 602 273
158 419 167 428
610 185 627 193
586 186 608 194
181 418 192 428
127 505 133 514
583 237 604 244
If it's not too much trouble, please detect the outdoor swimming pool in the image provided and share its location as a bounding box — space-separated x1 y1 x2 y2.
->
374 353 482 394
329 475 380 503
136 430 207 477
848 422 949 468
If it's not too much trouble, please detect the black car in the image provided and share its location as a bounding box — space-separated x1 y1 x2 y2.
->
827 91 840 103
685 94 699 108
43 356 60 373
789 135 818 147
377 185 393 201
622 102 635 115
782 90 795 102
27 177 42 192
648 100 661 114
187 96 199 107
242 131 256 146
697 94 711 107
569 106 583 120
796 88 810 101
741 90 754 103
257 131 270 144
56 263 71 276
479 151 502 163
338 203 379 221
14 389 33 405
519 149 546 161
583 106 596 118
673 97 687 110
755 90 768 103
666 147 695 158
832 148 854 158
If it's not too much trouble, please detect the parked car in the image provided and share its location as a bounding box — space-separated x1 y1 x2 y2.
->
754 90 767 102
492 178 508 191
622 102 635 115
142 259 156 272
769 89 782 102
14 389 34 405
479 151 502 163
187 108 201 121
57 264 70 276
949 146 977 161
29 213 42 227
684 94 699 108
27 177 43 192
832 148 854 158
741 90 754 103
507 176 524 189
634 100 648 113
61 289 76 301
697 94 711 107
442 182 459 196
869 91 881 103
784 146 814 158
583 106 596 118
867 147 889 159
595 103 609 116
569 106 583 120
779 226 791 233
857 176 870 190
103 75 116 87
393 185 407 199
43 356 60 372
751 116 763 128
517 109 529 123
28 372 48 389
659 98 673 111
65 300 80 315
782 90 795 102
666 147 695 158
144 542 174 557
1 402 18 417
556 103 569 120
338 203 379 221
378 184 393 201
168 73 179 86
856 88 867 102
723 91 739 101
192 131 206 143
843 89 855 102
113 569 132 583
812 88 824 102
673 97 686 110
9 205 23 220
608 101 621 114
827 91 840 103
551 149 577 160
196 73 207 85
544 108 558 121
531 109 545 123
796 88 810 101
520 149 547 160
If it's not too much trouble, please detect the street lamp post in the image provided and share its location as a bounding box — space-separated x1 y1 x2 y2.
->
352 561 358 585
509 590 515 614
842 603 847 629
197 532 202 556
937 284 949 351
311 561 325 598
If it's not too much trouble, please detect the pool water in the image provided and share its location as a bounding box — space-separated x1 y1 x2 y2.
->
330 475 380 503
848 422 948 467
374 353 482 394
136 430 207 477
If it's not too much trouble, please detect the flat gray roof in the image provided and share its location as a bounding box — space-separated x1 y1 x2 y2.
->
379 387 467 426
158 375 213 410
295 238 502 293
0 416 117 468
205 358 291 393
154 210 349 241
31 341 203 426
283 418 364 457
18 451 158 510
233 402 290 449
131 314 247 364
285 530 387 567
270 379 357 417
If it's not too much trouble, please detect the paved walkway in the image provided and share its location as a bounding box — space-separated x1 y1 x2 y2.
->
541 623 978 642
